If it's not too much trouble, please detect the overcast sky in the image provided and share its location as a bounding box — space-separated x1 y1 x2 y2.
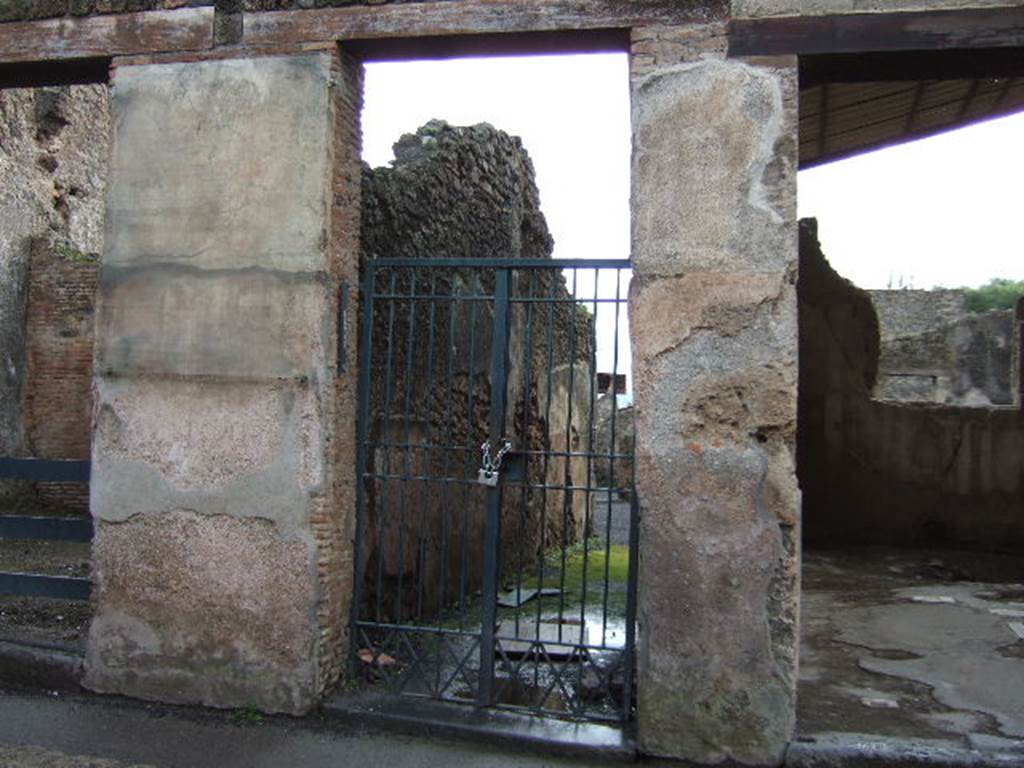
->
799 110 1024 290
364 52 1023 292
362 53 1024 391
362 53 632 264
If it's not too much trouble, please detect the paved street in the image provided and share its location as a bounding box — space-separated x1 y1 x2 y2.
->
0 690 589 768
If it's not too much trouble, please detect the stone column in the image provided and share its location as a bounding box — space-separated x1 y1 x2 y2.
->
630 25 800 766
84 48 362 714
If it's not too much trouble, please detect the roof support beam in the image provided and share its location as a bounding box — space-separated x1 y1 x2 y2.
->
731 7 1024 58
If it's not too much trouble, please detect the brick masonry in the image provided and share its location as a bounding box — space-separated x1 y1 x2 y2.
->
316 44 363 697
23 238 98 511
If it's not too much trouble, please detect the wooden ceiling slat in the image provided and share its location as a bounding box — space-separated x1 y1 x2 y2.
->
799 76 1024 168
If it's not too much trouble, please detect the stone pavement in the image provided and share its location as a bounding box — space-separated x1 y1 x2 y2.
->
0 689 588 768
799 548 1024 753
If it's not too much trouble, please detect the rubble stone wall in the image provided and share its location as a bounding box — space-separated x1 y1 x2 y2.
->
869 289 1015 407
360 121 592 622
799 219 1024 553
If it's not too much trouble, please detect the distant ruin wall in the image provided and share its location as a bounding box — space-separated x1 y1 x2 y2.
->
869 288 1015 406
0 85 109 509
360 121 592 620
799 219 1024 552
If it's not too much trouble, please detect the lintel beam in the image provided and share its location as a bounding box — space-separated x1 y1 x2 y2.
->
241 0 726 47
0 8 214 66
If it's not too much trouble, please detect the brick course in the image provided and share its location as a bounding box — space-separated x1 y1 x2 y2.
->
23 237 98 511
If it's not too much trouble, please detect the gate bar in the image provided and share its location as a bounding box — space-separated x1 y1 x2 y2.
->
477 267 511 707
0 516 92 543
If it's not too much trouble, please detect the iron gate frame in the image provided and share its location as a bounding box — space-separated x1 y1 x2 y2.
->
351 257 638 723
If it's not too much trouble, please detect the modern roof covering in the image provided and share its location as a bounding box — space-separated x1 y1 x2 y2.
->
800 77 1024 168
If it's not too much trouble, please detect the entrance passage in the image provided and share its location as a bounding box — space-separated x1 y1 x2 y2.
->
353 258 637 722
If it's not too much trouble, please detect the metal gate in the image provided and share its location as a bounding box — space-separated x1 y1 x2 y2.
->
352 257 637 723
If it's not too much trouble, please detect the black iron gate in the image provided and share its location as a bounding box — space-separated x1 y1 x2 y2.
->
353 257 637 723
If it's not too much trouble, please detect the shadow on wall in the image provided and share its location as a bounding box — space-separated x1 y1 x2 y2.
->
798 219 1024 553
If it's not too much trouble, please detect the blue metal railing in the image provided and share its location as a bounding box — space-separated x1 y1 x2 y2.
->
0 458 92 601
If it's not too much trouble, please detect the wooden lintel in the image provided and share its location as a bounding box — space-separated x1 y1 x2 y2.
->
0 7 215 66
242 0 726 47
730 7 1024 57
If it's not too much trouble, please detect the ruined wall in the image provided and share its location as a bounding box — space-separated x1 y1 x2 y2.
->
0 84 109 509
363 120 552 263
360 120 592 621
799 219 1024 553
593 397 634 492
870 289 1015 406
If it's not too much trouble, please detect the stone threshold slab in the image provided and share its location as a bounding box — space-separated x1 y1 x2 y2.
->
322 691 635 761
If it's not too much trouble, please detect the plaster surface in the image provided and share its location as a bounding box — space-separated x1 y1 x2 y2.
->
86 51 349 714
630 53 799 766
105 55 330 274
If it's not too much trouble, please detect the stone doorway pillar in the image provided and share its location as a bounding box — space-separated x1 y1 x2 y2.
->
629 26 800 766
84 48 362 714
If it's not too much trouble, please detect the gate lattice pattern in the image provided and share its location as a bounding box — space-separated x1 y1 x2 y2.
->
353 258 637 723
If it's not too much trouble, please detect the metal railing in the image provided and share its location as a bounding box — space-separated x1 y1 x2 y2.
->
0 458 92 600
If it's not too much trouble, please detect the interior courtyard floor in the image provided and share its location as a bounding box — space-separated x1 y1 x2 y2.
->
798 547 1024 755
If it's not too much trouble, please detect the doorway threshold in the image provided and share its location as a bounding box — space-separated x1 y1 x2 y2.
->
322 692 636 761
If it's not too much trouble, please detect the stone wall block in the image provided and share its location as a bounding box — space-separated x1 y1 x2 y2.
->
631 58 796 279
105 55 331 274
85 509 318 714
631 55 798 765
96 267 330 379
87 50 355 713
90 377 323 530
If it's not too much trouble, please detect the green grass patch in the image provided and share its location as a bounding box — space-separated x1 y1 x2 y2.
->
516 540 631 618
431 540 632 631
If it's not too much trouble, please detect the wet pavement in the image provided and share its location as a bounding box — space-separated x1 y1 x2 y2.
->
799 548 1024 754
0 688 599 768
3 544 1024 765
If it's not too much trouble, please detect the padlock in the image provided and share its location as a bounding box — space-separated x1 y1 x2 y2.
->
477 468 499 487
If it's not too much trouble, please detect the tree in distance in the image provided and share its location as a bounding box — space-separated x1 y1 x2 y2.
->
963 278 1024 313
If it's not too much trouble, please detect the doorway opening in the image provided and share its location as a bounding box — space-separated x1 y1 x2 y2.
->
347 48 638 722
796 49 1024 747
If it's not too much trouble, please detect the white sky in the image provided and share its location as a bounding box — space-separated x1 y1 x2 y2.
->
362 53 632 263
798 110 1024 290
363 53 634 394
363 54 1024 389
